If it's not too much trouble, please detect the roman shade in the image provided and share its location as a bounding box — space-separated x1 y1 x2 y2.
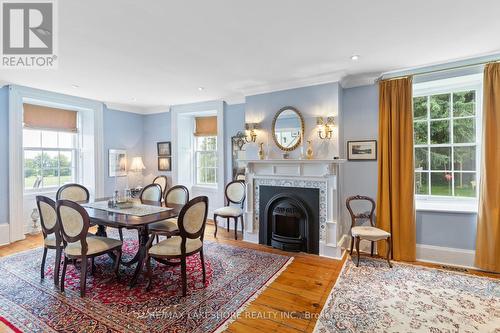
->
23 103 78 132
194 116 217 136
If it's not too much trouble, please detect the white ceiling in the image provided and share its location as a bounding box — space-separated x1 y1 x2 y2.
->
1 0 500 113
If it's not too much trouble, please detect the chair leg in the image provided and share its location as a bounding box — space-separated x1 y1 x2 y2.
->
200 249 206 284
114 250 122 279
213 214 218 238
370 241 374 257
226 218 230 232
54 247 61 286
181 257 187 297
60 256 68 292
118 228 124 242
80 256 87 297
355 237 361 267
155 235 159 244
145 255 153 291
386 237 393 268
91 257 96 276
40 247 48 279
234 217 238 240
350 236 354 255
240 215 244 235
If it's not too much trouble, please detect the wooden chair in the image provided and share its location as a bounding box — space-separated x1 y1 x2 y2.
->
56 200 123 297
235 173 245 181
145 196 208 296
56 183 90 202
153 175 169 199
36 196 62 285
213 180 246 240
149 185 189 242
346 195 392 268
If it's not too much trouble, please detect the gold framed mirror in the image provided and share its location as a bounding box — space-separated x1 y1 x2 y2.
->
272 106 305 152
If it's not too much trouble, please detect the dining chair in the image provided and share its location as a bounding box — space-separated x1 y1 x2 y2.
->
56 183 90 202
213 180 246 240
56 200 123 297
346 195 392 268
36 196 62 285
235 173 245 181
145 196 208 296
153 175 169 199
148 185 189 241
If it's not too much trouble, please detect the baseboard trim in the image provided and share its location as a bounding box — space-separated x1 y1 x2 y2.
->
0 224 10 246
416 243 476 269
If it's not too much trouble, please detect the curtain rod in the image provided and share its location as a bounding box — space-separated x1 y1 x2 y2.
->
376 59 500 83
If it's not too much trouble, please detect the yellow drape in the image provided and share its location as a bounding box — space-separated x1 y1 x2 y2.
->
376 77 416 261
475 63 500 272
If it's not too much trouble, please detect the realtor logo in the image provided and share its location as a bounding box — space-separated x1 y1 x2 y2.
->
1 0 57 68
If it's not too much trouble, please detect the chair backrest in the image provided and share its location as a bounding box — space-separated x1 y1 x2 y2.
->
345 195 376 228
140 183 163 203
177 196 208 243
235 174 245 181
56 183 90 202
225 180 246 207
153 175 168 197
33 176 42 189
165 185 189 206
56 200 90 251
36 195 58 240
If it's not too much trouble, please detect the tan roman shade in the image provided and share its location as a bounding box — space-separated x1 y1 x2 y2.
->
23 103 78 132
194 116 217 136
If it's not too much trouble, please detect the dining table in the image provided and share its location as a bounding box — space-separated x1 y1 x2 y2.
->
82 198 183 288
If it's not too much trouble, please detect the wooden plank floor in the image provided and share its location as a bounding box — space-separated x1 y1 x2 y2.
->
0 222 497 333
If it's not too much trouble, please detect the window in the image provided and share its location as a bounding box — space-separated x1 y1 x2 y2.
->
23 129 78 191
195 136 217 185
413 78 481 199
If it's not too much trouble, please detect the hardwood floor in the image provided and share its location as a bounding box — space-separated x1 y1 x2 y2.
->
0 222 497 333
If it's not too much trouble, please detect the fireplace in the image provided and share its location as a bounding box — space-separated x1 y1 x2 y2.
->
259 186 319 254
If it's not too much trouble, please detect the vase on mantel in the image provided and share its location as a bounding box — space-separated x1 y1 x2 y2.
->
306 140 314 160
258 142 265 160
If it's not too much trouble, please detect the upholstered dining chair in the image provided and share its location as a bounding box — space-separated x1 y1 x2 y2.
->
346 195 392 268
145 196 208 296
56 200 123 297
153 175 169 200
148 185 190 242
56 183 90 202
235 173 245 181
213 180 246 240
36 196 62 285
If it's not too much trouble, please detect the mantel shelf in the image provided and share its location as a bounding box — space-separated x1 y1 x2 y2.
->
240 159 346 164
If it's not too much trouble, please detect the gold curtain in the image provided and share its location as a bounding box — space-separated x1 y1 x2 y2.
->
376 77 416 261
23 103 78 132
475 63 500 272
194 116 217 136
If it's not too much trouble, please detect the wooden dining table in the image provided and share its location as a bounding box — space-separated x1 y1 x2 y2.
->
82 198 183 288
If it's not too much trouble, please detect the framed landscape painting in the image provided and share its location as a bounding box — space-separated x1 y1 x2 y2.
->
158 156 171 171
347 140 377 161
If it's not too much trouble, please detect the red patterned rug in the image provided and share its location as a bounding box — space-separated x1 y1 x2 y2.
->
0 231 292 332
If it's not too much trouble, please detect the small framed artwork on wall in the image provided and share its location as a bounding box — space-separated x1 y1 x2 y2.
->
158 156 171 171
157 142 171 156
347 140 377 161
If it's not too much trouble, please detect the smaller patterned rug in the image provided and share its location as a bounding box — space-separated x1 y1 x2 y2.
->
314 258 500 333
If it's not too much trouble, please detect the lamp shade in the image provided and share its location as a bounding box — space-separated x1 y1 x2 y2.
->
130 157 146 172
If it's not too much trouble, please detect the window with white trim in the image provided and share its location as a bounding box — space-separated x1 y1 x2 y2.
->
23 129 78 192
195 136 217 185
413 76 481 199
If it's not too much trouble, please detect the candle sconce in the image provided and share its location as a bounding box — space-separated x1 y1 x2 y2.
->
316 116 335 140
245 123 260 143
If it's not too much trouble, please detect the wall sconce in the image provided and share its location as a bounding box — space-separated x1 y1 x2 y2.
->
245 123 260 143
316 117 335 140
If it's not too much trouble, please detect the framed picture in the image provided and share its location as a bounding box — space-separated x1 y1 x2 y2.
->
157 142 171 156
347 140 377 161
109 149 127 177
158 156 171 171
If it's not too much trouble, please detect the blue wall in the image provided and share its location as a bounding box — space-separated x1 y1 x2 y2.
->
0 87 9 224
142 112 172 184
224 103 245 183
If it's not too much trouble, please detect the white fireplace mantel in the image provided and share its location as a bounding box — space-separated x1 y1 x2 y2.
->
241 158 346 259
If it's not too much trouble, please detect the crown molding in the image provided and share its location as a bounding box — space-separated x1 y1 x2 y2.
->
340 73 380 89
104 102 170 115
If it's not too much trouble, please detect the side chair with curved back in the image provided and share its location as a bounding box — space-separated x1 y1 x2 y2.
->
56 200 123 297
213 180 246 240
56 183 90 202
153 175 169 201
36 195 62 285
346 195 392 268
145 196 209 296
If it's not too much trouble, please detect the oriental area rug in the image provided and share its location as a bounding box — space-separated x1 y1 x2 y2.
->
314 258 500 333
0 230 292 333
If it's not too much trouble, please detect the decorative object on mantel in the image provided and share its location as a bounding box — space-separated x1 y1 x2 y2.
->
244 123 260 143
108 149 127 177
347 140 377 161
282 152 290 159
272 106 305 152
158 156 171 171
30 207 40 234
306 140 314 159
258 142 265 160
316 116 335 139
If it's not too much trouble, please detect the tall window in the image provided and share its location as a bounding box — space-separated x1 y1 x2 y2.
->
195 136 217 185
23 129 78 191
413 78 481 199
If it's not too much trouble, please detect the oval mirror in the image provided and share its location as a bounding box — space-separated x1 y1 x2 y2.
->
272 106 304 151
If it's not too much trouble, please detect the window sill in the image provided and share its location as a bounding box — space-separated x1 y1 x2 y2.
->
416 199 478 214
192 185 218 192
